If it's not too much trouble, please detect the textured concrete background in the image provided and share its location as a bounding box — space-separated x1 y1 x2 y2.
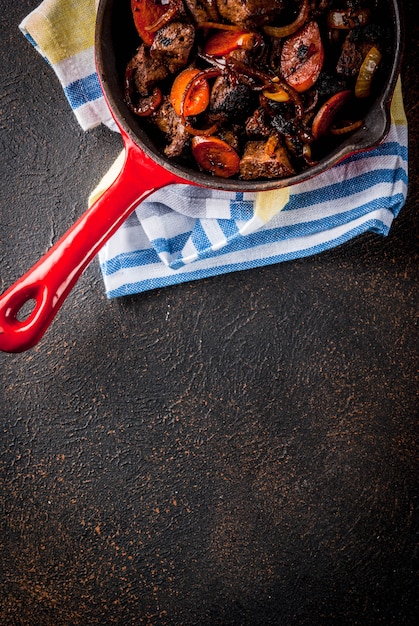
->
1 1 418 624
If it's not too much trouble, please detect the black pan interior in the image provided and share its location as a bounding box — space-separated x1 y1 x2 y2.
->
95 0 404 192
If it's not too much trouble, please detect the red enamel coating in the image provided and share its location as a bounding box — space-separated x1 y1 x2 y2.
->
0 132 189 353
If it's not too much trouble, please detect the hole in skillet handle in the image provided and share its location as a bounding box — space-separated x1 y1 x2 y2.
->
15 298 38 322
0 283 49 353
95 0 404 192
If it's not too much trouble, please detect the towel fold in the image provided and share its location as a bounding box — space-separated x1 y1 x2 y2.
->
20 0 408 298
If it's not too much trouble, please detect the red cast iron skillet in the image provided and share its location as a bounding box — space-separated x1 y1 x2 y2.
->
0 0 404 352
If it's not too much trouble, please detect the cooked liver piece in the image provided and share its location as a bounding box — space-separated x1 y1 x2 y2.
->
127 45 168 97
239 139 295 180
150 96 190 158
150 22 195 74
216 0 285 28
209 75 253 123
184 0 218 23
336 25 386 77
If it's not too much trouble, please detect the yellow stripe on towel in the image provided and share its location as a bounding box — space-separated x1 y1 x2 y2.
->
22 0 96 65
391 78 407 126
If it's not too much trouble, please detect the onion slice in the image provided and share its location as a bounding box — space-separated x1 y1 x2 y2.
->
263 0 309 38
184 121 219 136
263 77 290 102
124 65 162 117
198 21 248 32
355 46 382 98
330 119 364 135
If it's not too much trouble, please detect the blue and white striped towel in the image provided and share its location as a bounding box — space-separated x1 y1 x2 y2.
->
20 0 408 298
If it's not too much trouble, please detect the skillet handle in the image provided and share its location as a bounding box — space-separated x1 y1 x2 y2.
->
0 139 184 353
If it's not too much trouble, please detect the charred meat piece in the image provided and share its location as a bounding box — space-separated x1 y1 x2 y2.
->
209 75 254 123
239 138 295 180
336 24 387 77
150 96 190 158
126 45 168 97
315 71 349 101
216 0 285 28
150 22 195 74
217 125 242 152
245 107 272 138
184 0 219 23
227 47 259 69
271 106 312 146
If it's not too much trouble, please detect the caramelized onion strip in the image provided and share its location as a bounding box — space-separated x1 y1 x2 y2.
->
180 67 221 135
228 57 305 118
263 0 309 38
124 66 162 117
198 21 249 32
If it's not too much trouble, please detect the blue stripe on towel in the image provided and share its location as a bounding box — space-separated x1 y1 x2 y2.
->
285 167 408 211
104 217 394 298
64 73 103 109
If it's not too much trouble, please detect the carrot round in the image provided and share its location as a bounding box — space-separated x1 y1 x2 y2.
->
170 69 210 117
280 21 324 93
131 0 168 46
191 136 241 178
204 30 255 57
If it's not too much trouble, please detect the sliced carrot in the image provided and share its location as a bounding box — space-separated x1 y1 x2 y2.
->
280 21 324 93
191 136 241 178
170 69 210 117
311 90 352 139
263 0 309 38
144 0 183 33
203 30 256 57
131 0 168 46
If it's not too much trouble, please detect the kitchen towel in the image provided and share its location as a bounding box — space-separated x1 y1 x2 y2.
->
20 0 408 298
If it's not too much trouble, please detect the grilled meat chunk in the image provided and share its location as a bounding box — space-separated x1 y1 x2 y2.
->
217 126 242 152
239 138 295 180
336 24 387 77
245 107 272 138
150 22 195 74
209 75 254 123
315 71 350 100
150 96 190 158
127 45 168 97
184 0 219 23
216 0 285 28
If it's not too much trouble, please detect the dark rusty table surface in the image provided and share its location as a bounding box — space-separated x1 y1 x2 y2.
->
1 1 418 624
